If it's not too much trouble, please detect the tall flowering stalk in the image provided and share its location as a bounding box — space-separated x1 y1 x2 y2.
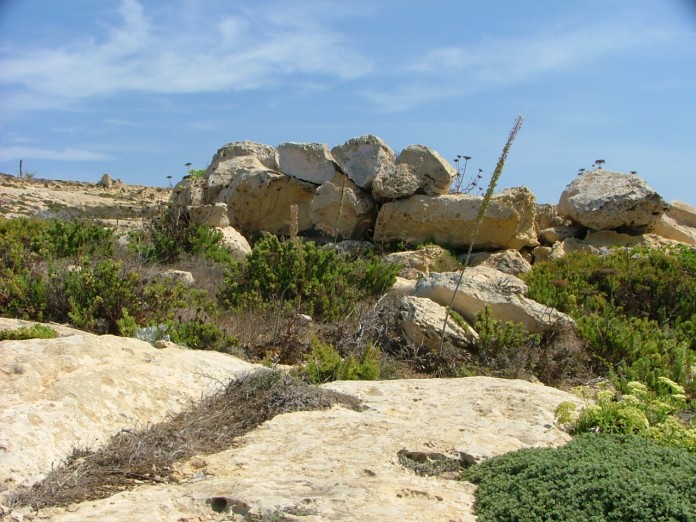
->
438 115 524 355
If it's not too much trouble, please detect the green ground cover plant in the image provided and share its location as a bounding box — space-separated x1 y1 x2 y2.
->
0 324 57 341
461 433 696 521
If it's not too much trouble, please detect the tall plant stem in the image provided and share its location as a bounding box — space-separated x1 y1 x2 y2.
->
438 115 524 356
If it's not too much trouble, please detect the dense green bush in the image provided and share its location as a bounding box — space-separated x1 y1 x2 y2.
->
300 335 382 383
523 247 696 394
130 210 232 264
0 324 57 341
556 379 696 453
461 433 696 521
219 235 399 320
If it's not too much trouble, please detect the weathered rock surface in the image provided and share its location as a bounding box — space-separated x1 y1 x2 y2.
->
538 226 585 245
651 215 696 246
160 269 195 286
412 268 573 333
277 142 339 185
331 135 395 189
667 201 696 229
38 377 581 522
534 203 570 233
374 187 538 251
311 173 377 239
399 296 478 354
0 319 257 490
558 170 668 230
372 145 456 200
206 141 279 174
214 157 315 235
188 203 229 227
215 226 252 259
466 249 532 276
383 245 454 279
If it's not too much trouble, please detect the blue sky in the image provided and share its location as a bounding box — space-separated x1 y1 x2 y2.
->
1 0 695 205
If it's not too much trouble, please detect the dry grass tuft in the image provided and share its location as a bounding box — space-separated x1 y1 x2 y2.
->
8 369 361 510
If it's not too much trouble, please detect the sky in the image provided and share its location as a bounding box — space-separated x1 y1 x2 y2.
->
1 0 695 205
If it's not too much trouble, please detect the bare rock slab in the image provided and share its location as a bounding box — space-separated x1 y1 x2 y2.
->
331 135 395 189
42 378 581 522
278 142 339 185
0 321 257 490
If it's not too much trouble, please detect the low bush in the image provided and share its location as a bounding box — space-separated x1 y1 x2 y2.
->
0 324 57 341
300 335 382 383
461 433 696 521
219 234 399 321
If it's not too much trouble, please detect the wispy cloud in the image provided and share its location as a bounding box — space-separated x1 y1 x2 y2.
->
363 20 684 112
0 146 113 161
0 0 371 112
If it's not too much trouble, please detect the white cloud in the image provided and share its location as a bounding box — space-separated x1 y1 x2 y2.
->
364 20 682 112
0 146 113 162
0 0 371 111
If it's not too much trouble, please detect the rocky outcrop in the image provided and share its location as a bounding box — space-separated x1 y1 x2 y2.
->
538 226 584 246
216 225 252 259
558 170 668 231
214 157 316 236
383 245 453 279
311 173 376 239
373 145 456 200
466 249 532 276
651 215 696 246
374 187 538 251
188 203 229 227
207 141 279 174
667 201 696 229
399 295 478 354
0 319 257 490
277 142 339 185
331 135 395 189
412 268 573 333
28 376 581 522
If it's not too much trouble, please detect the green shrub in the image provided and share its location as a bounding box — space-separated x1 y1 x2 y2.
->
219 235 399 320
301 335 381 383
556 379 696 453
168 318 237 352
461 433 696 521
0 324 58 341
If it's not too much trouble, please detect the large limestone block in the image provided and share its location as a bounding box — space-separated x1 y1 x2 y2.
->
170 176 205 208
374 187 538 251
215 225 252 259
667 201 696 228
331 135 395 189
41 378 581 522
412 268 573 333
0 319 257 490
534 203 570 233
278 142 339 185
207 141 279 174
466 249 532 276
558 170 668 230
399 295 478 354
310 172 377 239
383 245 453 279
214 157 316 235
188 203 229 227
651 214 696 246
373 145 456 200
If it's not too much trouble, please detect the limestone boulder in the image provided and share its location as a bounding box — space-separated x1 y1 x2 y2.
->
171 176 205 209
207 141 279 174
667 201 696 229
399 296 478 354
372 145 456 200
372 163 421 200
0 319 257 491
412 268 573 333
466 249 532 276
331 135 395 189
538 226 585 246
213 156 316 236
37 377 581 522
188 203 229 227
160 269 195 286
383 245 455 279
558 170 668 230
215 226 252 260
278 142 339 185
535 203 570 233
374 187 538 251
651 214 696 246
310 173 377 239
